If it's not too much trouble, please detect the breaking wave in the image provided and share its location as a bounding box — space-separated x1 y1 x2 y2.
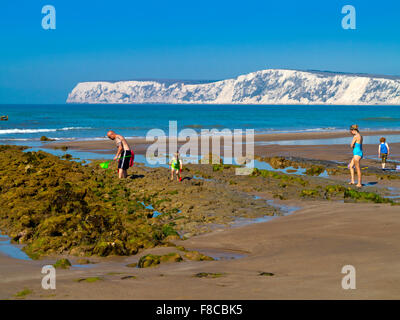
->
0 127 92 135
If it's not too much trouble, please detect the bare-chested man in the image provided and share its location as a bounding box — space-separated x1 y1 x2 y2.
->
107 131 133 178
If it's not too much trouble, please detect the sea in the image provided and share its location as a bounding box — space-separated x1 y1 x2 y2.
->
1 104 400 146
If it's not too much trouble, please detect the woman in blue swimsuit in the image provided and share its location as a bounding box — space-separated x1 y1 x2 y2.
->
349 124 363 187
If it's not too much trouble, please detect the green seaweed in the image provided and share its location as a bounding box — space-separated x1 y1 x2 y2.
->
259 271 274 276
251 168 308 186
300 189 320 197
323 184 393 204
75 277 103 283
194 272 226 278
137 254 161 268
184 251 214 261
126 263 138 268
14 288 32 298
137 252 183 268
0 146 178 259
53 258 72 269
305 165 325 176
40 136 54 142
160 252 183 263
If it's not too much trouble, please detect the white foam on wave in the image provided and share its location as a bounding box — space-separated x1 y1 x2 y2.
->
0 127 92 135
255 127 342 134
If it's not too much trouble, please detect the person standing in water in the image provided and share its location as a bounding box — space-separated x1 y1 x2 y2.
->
349 124 363 187
107 131 134 179
378 137 390 170
169 152 183 181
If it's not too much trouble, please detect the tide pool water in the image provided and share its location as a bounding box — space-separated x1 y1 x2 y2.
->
0 233 31 260
1 104 400 144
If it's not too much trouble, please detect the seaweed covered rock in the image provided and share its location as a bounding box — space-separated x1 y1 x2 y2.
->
305 165 325 176
269 157 291 169
53 258 71 269
40 136 55 142
0 146 176 259
138 254 161 268
160 252 183 263
255 156 295 169
137 252 183 268
75 258 93 265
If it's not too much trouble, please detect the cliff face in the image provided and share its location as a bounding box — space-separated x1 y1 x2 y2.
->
66 69 400 105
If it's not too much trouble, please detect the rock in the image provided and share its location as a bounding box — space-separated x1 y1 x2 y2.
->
24 164 35 174
126 262 137 268
0 145 176 259
61 154 72 160
76 277 102 283
138 254 161 268
137 253 183 268
194 272 225 278
184 251 214 261
159 252 183 263
269 157 289 169
305 165 325 176
76 258 93 265
259 272 274 276
164 235 181 241
40 136 54 142
53 258 72 269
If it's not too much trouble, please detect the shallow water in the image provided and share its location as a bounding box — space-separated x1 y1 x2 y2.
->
19 145 333 180
386 187 400 200
71 264 96 268
188 248 246 261
138 201 164 217
364 155 400 164
250 160 329 178
0 231 98 266
192 175 214 182
2 104 400 142
18 141 107 164
251 160 306 176
0 234 31 260
255 134 400 146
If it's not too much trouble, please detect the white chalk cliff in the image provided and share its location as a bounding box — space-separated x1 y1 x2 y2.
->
66 69 400 105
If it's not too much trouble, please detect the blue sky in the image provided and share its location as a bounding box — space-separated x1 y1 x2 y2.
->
0 0 399 104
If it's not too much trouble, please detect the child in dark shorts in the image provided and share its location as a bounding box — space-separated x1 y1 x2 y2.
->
378 137 390 170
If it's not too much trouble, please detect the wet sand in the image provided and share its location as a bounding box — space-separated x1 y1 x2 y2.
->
2 130 400 300
44 130 400 160
2 201 400 299
255 143 400 164
44 131 400 173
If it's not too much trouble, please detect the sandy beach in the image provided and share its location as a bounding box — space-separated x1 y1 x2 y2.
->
2 201 400 299
3 0 400 305
44 130 400 157
44 130 400 167
1 130 400 300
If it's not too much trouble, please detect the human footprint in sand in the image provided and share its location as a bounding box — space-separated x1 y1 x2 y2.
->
348 124 363 187
107 130 134 179
169 152 183 181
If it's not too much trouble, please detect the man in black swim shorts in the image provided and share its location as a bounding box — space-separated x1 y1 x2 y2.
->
107 130 134 178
